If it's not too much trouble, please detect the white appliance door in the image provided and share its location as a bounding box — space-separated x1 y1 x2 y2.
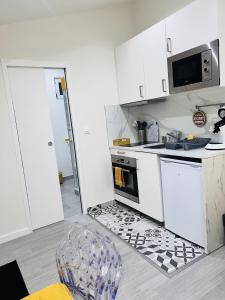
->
8 67 64 229
161 159 204 246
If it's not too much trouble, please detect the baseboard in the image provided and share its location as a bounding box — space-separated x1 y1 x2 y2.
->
0 227 32 245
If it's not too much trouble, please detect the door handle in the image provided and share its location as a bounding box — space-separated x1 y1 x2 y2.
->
139 85 144 98
167 38 172 54
162 79 167 93
64 137 70 144
48 141 53 146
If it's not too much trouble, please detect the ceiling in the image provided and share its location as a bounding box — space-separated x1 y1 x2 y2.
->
0 0 132 25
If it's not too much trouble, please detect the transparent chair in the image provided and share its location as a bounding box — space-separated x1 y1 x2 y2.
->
56 223 122 300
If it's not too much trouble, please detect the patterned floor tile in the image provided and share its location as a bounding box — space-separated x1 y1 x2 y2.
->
88 201 205 275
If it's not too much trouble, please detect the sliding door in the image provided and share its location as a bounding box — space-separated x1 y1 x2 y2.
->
8 67 64 229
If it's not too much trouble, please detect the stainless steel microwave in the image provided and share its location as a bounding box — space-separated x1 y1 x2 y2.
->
168 39 220 93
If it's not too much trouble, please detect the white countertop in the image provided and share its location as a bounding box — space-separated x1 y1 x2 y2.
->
110 144 225 159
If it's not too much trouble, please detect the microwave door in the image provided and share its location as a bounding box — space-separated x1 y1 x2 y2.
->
172 53 202 88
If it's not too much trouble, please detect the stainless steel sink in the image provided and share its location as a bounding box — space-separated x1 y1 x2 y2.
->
144 144 165 149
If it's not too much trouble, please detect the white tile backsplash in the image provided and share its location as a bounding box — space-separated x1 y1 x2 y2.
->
105 87 225 145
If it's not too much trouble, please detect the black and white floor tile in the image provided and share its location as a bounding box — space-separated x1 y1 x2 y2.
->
88 201 205 275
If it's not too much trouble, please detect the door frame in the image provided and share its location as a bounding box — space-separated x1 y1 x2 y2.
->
1 59 85 235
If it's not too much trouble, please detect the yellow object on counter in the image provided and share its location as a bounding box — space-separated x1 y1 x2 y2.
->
113 138 130 146
22 283 74 300
115 167 125 188
187 134 195 140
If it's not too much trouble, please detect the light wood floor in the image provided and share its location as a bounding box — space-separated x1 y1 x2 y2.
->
0 213 225 300
60 178 81 218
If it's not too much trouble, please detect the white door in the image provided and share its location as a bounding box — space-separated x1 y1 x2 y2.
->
115 34 145 104
161 159 205 247
8 67 64 229
142 21 169 100
166 0 218 56
137 153 164 222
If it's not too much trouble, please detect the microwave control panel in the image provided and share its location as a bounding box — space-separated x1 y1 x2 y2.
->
202 50 212 81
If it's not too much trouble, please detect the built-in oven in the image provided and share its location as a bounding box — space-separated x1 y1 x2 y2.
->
168 39 220 93
111 154 139 203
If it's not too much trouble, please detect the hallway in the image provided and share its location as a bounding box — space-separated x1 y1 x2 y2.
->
60 178 81 218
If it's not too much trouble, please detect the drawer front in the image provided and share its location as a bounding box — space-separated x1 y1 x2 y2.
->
110 148 137 158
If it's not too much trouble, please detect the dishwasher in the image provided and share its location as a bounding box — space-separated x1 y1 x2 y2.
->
160 157 205 247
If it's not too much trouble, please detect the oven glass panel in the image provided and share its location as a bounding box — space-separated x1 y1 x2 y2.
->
172 53 202 87
113 164 138 198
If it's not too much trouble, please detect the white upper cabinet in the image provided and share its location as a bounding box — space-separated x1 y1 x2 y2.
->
115 21 168 104
115 34 146 104
166 0 219 56
142 21 169 99
115 0 223 104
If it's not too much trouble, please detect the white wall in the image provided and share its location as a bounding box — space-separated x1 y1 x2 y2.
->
0 2 134 242
0 64 31 243
132 0 194 34
45 68 73 178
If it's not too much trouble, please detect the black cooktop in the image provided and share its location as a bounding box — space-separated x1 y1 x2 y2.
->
120 141 156 147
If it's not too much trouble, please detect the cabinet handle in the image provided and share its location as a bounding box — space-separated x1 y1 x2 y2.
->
167 38 172 53
117 151 125 155
162 79 167 93
139 85 144 98
136 159 139 171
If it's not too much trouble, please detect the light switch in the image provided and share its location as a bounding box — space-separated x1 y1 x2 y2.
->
84 127 90 134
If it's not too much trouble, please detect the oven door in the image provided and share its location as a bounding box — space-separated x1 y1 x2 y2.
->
112 163 139 203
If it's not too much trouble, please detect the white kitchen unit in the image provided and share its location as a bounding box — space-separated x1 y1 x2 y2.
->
142 21 169 100
161 158 205 247
110 148 164 222
110 145 225 254
115 20 168 104
115 34 145 104
137 152 164 222
159 153 225 254
165 0 218 56
115 0 225 94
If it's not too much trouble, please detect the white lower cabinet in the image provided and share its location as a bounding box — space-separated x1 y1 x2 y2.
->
136 152 164 222
111 149 164 222
160 158 205 247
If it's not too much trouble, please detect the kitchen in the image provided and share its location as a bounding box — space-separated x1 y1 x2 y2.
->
1 0 225 298
89 0 225 275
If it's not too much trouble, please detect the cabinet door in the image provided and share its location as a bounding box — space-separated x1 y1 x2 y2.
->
166 0 218 56
137 153 164 222
161 160 205 246
142 21 169 99
115 35 145 104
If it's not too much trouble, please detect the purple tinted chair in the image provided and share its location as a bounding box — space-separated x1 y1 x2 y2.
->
56 223 122 300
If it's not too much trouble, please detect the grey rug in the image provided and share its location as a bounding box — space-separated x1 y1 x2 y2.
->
88 201 205 276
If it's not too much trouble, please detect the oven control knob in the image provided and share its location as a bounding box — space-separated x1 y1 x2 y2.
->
204 67 209 72
125 161 130 164
204 59 209 64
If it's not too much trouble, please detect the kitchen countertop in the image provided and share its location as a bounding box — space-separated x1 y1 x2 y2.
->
110 143 225 159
